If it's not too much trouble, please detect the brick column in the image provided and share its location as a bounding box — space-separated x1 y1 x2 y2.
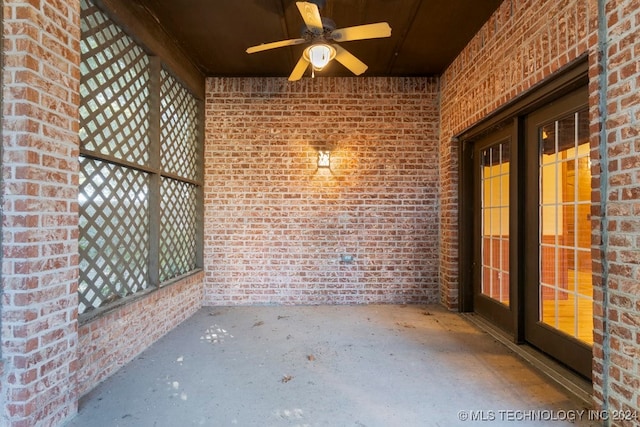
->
592 0 640 420
1 1 81 425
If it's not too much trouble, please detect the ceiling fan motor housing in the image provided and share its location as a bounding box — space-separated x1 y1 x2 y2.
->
301 16 336 40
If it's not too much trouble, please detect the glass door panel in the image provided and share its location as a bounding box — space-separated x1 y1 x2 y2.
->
472 126 513 334
481 142 510 305
538 109 593 345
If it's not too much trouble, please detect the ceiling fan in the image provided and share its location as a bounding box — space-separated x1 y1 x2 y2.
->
246 0 392 81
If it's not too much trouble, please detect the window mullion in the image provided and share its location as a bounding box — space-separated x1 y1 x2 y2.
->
148 56 161 288
195 98 205 270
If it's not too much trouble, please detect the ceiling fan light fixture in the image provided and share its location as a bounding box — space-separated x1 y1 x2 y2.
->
305 44 336 71
247 2 392 81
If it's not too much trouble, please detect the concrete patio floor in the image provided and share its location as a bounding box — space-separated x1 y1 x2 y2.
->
66 305 598 427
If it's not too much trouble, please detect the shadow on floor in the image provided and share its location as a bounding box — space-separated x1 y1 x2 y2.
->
66 305 598 427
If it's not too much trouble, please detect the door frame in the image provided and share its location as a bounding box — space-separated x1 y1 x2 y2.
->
523 89 592 378
458 57 590 369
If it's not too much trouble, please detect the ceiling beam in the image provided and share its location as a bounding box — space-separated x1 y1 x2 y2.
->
386 0 422 75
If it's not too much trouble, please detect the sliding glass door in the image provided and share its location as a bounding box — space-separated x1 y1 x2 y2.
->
465 84 593 379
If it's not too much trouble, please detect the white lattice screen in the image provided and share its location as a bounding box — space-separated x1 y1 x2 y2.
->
79 0 202 315
79 158 150 312
159 70 200 282
161 69 199 181
160 179 198 282
79 0 150 165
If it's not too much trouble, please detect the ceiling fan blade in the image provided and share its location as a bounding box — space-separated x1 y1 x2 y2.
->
246 38 306 54
296 1 323 33
333 45 368 76
288 55 310 81
330 22 392 42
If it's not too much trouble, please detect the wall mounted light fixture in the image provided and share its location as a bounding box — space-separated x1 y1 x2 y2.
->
318 150 330 168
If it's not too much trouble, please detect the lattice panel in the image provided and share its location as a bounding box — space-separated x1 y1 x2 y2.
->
79 157 151 313
80 0 151 166
161 69 199 180
159 178 198 282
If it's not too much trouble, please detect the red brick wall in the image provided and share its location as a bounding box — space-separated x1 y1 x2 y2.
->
1 0 81 425
76 272 203 396
596 0 640 422
439 0 598 309
203 77 440 305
